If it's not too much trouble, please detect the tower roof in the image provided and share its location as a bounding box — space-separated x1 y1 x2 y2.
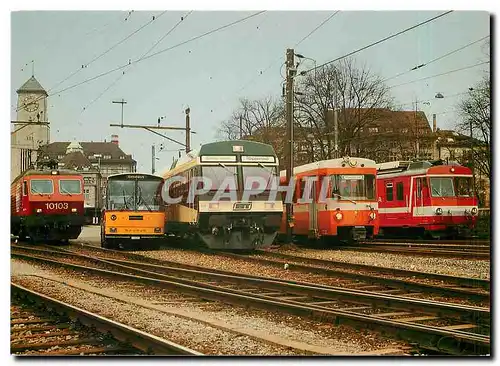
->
16 76 47 95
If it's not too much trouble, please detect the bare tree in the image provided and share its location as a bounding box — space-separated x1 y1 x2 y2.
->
456 76 491 180
294 57 394 159
216 96 284 142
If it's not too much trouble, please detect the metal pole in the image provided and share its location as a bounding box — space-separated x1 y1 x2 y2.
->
285 48 295 244
112 99 127 128
239 115 243 139
333 70 338 158
152 145 155 174
470 119 475 197
185 108 191 153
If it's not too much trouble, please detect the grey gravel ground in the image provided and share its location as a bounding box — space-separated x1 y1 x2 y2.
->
11 259 409 356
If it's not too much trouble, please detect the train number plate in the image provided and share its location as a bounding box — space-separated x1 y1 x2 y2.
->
131 236 140 240
233 202 252 211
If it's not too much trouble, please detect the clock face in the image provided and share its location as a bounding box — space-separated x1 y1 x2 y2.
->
23 95 39 113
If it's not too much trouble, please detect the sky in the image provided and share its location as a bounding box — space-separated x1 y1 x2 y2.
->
10 10 490 173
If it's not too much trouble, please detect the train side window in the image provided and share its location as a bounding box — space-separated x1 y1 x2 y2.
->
386 182 393 201
22 181 27 196
396 182 404 201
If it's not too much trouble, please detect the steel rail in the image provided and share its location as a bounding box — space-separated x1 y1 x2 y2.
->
251 250 490 290
11 245 490 317
11 250 490 355
11 283 202 356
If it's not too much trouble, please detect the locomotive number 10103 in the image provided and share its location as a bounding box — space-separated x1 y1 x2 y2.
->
45 202 69 210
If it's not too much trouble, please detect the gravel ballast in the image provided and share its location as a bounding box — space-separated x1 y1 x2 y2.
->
11 259 409 356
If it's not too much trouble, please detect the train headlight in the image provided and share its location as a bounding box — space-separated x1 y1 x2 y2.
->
111 215 117 221
211 226 219 235
36 208 42 213
435 208 443 215
335 212 343 221
110 227 117 233
471 207 478 216
154 227 162 233
369 211 376 220
265 202 275 210
71 208 77 213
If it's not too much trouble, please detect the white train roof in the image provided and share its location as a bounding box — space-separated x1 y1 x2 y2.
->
280 157 376 177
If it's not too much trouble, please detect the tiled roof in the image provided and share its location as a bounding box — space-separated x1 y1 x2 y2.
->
60 151 95 170
38 142 136 164
16 76 48 95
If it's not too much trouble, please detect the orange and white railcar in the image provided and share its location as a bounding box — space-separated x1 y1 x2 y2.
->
279 157 379 243
376 160 478 238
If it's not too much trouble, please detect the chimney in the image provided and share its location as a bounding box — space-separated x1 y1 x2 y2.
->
111 134 119 145
432 114 437 133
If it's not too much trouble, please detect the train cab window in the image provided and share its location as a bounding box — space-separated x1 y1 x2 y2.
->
59 179 82 195
396 182 404 201
30 179 54 195
416 178 422 198
22 181 28 196
385 182 393 201
298 179 306 201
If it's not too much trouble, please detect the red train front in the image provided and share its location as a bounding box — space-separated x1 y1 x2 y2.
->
11 169 85 243
279 157 379 244
376 160 478 239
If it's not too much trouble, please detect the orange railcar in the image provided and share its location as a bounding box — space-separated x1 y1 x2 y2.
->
279 157 379 243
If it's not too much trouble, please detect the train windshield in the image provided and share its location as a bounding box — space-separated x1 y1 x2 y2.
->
430 177 455 197
454 177 473 197
201 165 238 191
30 179 53 194
107 179 162 211
242 166 278 190
59 179 82 194
330 174 375 200
107 180 136 210
137 180 162 211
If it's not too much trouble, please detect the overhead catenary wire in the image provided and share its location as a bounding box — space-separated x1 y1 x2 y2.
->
46 11 167 94
303 11 454 75
382 34 490 83
77 11 193 116
19 12 129 73
388 61 490 89
16 11 265 112
233 11 341 96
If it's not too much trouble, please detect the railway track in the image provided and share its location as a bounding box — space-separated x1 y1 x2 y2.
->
11 283 202 356
24 243 491 304
11 245 490 355
335 241 490 259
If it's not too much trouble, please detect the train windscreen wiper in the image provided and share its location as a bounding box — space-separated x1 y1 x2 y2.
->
332 193 357 205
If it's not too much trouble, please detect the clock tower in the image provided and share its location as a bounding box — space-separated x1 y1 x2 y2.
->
11 75 50 181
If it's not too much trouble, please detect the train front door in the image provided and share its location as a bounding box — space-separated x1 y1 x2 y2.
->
308 178 318 237
414 177 425 216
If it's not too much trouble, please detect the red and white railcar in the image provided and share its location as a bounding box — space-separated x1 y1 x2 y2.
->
376 160 478 238
279 157 379 243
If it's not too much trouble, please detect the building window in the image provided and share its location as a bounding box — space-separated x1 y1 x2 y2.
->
386 182 393 201
57 155 64 159
401 128 408 133
396 182 403 201
104 155 112 159
369 127 379 133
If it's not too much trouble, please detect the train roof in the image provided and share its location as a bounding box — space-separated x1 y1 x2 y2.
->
377 160 472 178
279 157 377 177
199 140 276 156
162 140 277 178
11 169 83 184
376 159 462 175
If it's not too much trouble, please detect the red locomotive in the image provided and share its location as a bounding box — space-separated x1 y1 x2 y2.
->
11 169 85 243
376 160 478 239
